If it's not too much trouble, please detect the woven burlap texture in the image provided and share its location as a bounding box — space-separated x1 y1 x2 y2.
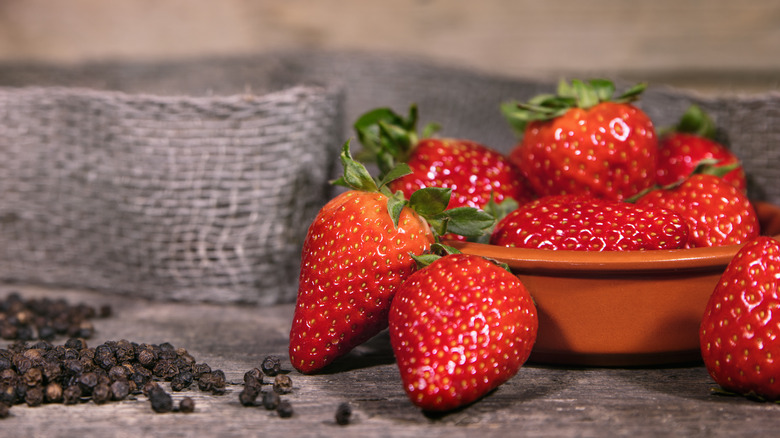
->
0 85 343 304
0 50 778 304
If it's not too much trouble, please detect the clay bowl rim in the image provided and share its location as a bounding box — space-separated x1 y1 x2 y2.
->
447 201 780 275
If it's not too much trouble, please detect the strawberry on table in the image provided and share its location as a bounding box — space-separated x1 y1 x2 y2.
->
656 104 747 192
354 104 534 211
502 79 658 201
700 236 780 400
634 172 759 248
490 194 689 251
289 143 494 374
389 249 538 412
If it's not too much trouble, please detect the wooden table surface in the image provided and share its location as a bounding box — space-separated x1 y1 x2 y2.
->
2 285 779 438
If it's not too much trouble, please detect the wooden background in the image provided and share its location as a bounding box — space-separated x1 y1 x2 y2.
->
0 0 778 95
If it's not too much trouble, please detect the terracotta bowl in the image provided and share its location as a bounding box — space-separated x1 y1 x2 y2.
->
449 201 780 367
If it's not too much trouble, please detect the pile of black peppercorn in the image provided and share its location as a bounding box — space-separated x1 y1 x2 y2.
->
238 355 298 418
1 292 111 342
0 337 228 417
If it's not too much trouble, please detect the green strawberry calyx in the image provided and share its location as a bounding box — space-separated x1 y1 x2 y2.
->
625 158 740 202
501 78 647 137
410 243 512 273
353 104 440 179
333 141 495 240
659 104 718 139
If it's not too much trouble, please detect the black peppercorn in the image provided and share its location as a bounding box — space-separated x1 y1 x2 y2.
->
239 386 260 406
77 372 99 394
335 402 352 425
62 348 80 361
197 373 213 392
64 338 86 350
210 369 226 393
110 380 130 401
152 360 179 381
273 374 293 394
261 356 282 376
136 348 156 368
41 360 62 382
244 368 263 386
44 382 63 403
0 324 17 340
22 367 43 387
13 356 32 375
262 390 279 410
179 397 195 413
37 325 56 342
63 385 82 405
170 371 193 392
0 356 11 373
99 305 112 318
91 383 111 404
0 368 16 382
107 365 129 382
276 400 293 418
24 386 44 407
0 384 15 406
148 386 173 413
142 381 161 397
114 342 135 363
191 363 211 379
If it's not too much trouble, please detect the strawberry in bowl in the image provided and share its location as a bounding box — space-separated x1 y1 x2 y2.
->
502 79 657 201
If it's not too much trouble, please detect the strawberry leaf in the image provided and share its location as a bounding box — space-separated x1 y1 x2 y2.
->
378 163 412 190
615 82 647 103
502 78 647 135
408 187 451 217
471 194 520 243
332 141 379 192
386 190 410 228
431 207 495 239
410 243 462 269
421 122 442 139
673 104 717 139
353 104 421 178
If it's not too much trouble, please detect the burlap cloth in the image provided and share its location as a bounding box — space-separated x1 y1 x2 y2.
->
0 50 778 304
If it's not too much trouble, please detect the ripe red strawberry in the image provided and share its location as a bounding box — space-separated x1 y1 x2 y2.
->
657 104 747 192
490 194 689 251
354 104 534 211
699 236 780 400
634 173 759 248
502 79 657 201
289 143 494 374
389 252 538 411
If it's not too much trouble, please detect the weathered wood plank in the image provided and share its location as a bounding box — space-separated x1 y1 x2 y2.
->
2 285 779 438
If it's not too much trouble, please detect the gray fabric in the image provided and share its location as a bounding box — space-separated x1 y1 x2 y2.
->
0 85 343 304
0 50 777 303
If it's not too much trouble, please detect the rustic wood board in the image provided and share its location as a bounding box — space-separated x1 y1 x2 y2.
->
2 285 779 438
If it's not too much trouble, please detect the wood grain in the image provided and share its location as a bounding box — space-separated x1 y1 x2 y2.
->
2 285 779 437
0 0 779 95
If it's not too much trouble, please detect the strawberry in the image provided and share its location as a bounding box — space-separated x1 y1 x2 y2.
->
490 194 689 251
502 79 658 201
289 143 494 374
389 250 538 411
354 104 534 211
657 104 747 192
699 236 780 400
634 172 759 248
